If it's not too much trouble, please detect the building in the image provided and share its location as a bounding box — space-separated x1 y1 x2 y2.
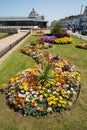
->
81 6 87 28
0 8 48 29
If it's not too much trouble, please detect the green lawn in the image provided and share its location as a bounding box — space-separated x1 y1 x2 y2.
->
0 32 9 39
0 35 87 130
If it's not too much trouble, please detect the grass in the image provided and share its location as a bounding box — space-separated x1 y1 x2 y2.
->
0 35 87 130
0 32 10 39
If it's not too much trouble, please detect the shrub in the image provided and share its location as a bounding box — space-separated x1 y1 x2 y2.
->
51 23 62 35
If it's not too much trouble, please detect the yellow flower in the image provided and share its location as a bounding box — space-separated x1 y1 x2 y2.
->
15 76 19 81
38 86 41 89
54 98 58 101
59 63 64 68
47 97 52 102
24 86 28 91
48 101 53 106
68 102 72 106
44 93 48 97
52 101 56 105
2 83 7 87
77 76 81 82
45 83 50 87
65 95 69 99
56 88 60 92
11 90 15 93
56 82 61 86
40 90 44 94
19 85 23 89
58 103 61 107
42 87 46 90
34 103 38 107
59 96 63 100
10 77 15 82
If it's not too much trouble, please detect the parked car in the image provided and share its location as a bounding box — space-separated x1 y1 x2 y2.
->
81 29 87 35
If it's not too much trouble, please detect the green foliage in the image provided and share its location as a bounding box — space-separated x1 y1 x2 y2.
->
36 63 54 86
51 23 62 35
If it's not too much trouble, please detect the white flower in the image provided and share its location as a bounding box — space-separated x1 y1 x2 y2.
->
67 90 71 94
65 84 69 88
26 92 30 95
29 88 33 92
32 91 36 94
37 107 40 110
26 97 30 102
39 98 43 102
47 107 52 112
55 67 62 72
34 95 37 98
36 91 39 95
73 91 76 95
71 88 74 91
31 99 35 102
18 93 26 98
39 95 43 98
48 89 51 93
53 91 56 94
21 90 25 93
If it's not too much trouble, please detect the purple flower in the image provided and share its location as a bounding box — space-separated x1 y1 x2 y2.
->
40 36 56 43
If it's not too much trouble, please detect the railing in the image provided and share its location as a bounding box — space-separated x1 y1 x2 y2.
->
0 31 30 58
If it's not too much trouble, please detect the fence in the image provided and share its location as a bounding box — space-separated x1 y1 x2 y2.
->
0 31 30 58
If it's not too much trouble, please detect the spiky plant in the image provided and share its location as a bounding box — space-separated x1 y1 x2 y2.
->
36 63 54 86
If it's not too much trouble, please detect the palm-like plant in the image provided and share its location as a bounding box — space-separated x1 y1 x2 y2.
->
36 63 54 86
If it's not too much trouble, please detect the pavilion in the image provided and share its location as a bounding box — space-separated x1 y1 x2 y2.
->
0 8 48 29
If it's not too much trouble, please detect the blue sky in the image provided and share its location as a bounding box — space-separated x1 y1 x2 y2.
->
0 0 87 24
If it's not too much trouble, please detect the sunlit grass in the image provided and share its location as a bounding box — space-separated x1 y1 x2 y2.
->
0 32 10 39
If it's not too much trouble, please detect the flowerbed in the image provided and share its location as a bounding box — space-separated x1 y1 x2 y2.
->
39 35 73 44
40 36 56 43
75 43 87 50
1 37 81 117
54 37 73 44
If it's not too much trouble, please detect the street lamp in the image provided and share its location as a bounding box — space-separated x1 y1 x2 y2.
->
79 4 87 30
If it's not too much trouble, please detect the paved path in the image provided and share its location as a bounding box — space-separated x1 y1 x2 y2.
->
0 31 30 64
0 31 28 51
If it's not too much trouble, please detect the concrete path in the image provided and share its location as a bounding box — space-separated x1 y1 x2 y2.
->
0 31 30 64
0 31 28 52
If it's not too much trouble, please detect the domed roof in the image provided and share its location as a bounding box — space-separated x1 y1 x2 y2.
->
29 8 39 18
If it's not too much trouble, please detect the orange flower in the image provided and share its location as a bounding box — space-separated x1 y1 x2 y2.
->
60 79 64 83
15 97 20 101
31 102 35 107
39 107 43 112
20 99 25 105
17 104 22 109
13 100 18 105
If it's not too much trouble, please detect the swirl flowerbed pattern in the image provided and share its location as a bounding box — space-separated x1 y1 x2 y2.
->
1 37 81 117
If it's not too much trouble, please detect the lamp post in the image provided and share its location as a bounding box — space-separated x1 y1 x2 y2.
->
80 4 87 29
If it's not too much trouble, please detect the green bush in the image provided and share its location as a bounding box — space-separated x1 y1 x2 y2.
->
51 23 62 35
